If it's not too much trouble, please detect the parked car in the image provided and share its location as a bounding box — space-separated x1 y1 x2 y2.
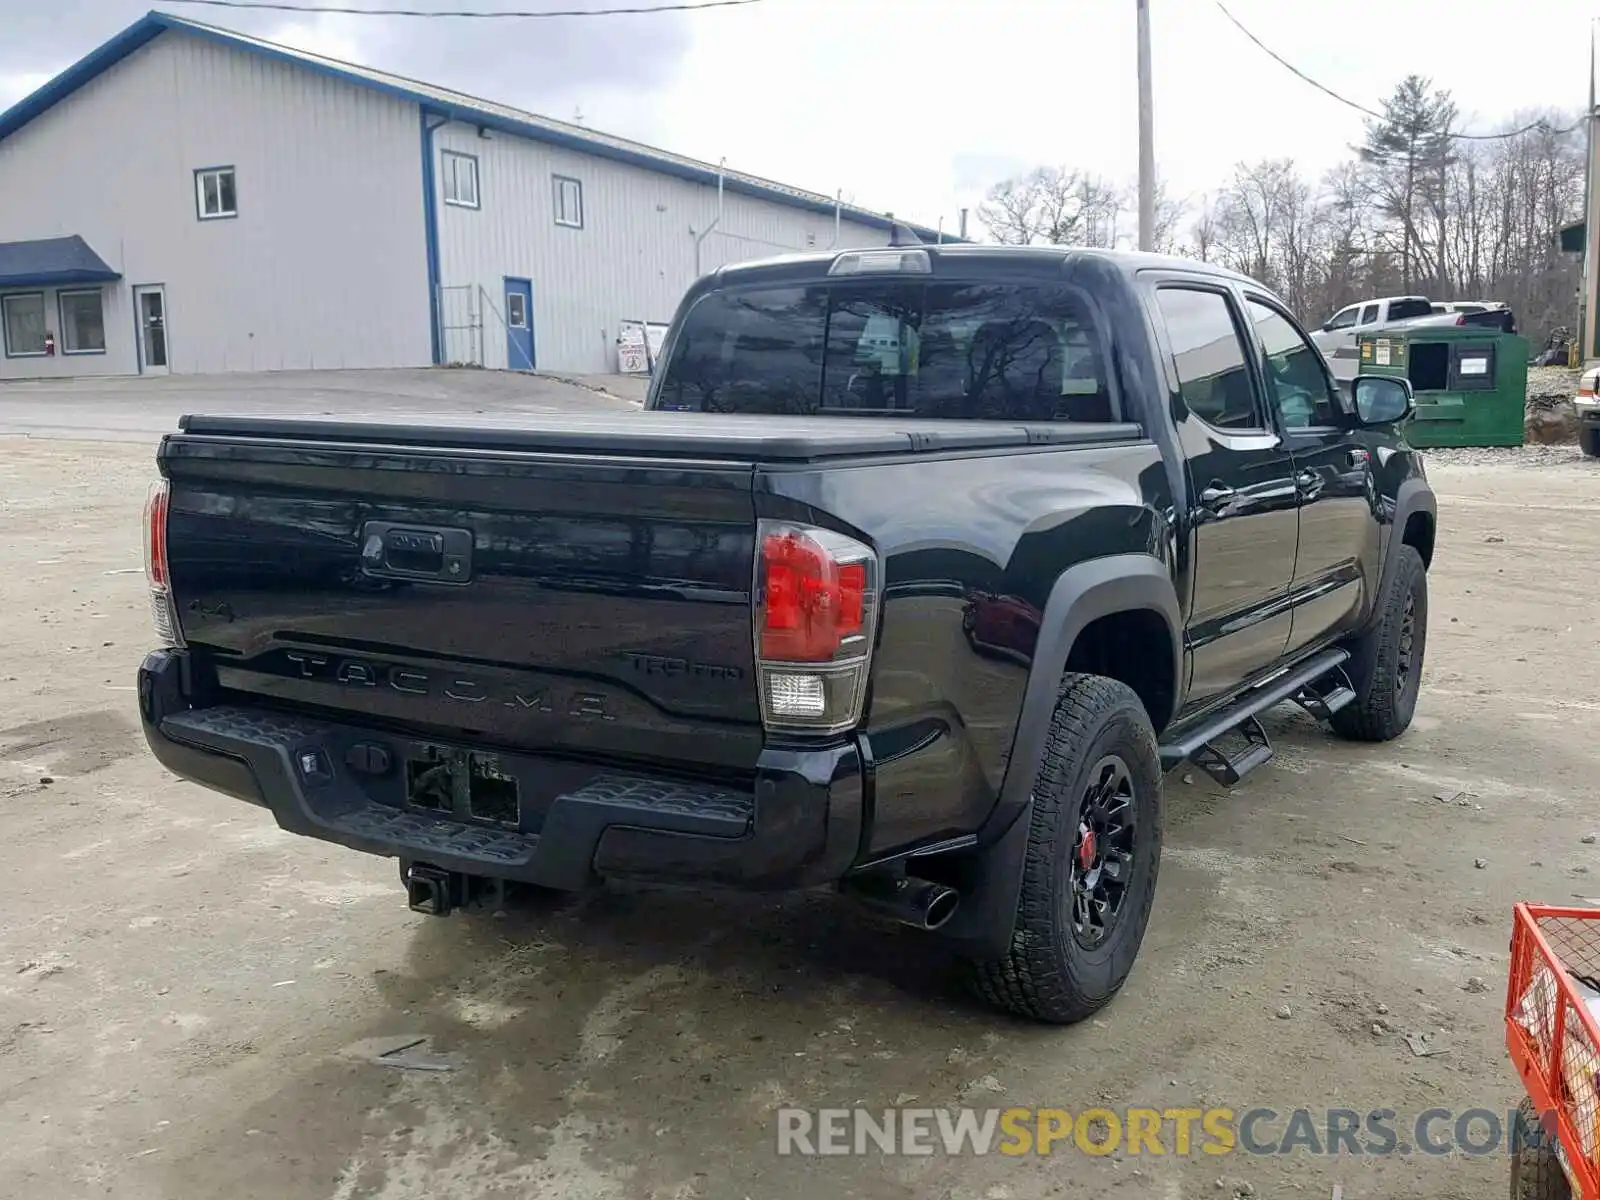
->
135 240 1437 1025
1311 295 1435 377
1576 365 1600 457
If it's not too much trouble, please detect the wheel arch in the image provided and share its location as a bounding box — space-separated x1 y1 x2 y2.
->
1390 478 1437 578
977 555 1182 847
930 555 1180 960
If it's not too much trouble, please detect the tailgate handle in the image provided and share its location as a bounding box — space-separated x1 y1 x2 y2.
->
361 522 473 583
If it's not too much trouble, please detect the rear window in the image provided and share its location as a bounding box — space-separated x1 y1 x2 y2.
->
652 280 1116 422
1388 299 1433 321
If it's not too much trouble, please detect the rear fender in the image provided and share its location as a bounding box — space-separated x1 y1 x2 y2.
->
936 554 1181 958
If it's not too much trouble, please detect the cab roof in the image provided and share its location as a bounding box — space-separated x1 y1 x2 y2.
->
702 242 1260 289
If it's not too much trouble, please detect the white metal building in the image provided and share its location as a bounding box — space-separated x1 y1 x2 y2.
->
0 11 955 381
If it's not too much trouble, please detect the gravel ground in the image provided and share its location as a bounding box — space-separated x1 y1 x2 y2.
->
0 438 1596 1200
1416 444 1591 469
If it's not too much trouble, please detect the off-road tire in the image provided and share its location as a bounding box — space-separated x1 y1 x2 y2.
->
1510 1098 1571 1200
958 674 1163 1024
1579 426 1600 458
1330 543 1427 742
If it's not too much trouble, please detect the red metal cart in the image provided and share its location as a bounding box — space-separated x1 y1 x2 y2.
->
1506 903 1600 1199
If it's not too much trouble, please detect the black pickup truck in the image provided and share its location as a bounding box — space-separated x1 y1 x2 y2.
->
136 241 1436 1025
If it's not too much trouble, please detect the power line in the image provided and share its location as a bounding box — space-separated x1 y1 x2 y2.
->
1213 1 1584 141
161 0 761 17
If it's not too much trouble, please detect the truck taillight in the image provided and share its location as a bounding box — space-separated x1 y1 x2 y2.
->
144 480 185 648
753 521 878 734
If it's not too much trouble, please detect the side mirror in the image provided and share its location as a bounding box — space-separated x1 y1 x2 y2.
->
1351 374 1414 426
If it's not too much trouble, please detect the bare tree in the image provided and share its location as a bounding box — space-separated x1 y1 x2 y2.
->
1184 194 1221 262
1075 174 1126 248
1213 158 1300 285
1149 179 1187 254
976 167 1089 245
977 167 1184 252
975 85 1586 343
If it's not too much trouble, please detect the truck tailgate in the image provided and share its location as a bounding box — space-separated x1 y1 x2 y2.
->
159 430 764 773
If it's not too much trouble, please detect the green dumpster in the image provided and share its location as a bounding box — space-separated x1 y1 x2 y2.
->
1354 326 1527 447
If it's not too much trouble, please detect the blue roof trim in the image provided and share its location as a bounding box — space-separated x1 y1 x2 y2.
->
0 11 965 245
0 19 168 145
0 235 122 288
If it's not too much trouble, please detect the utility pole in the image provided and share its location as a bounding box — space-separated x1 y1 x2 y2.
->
1136 0 1155 252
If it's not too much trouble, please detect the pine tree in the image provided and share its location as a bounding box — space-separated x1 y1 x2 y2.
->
1358 76 1459 292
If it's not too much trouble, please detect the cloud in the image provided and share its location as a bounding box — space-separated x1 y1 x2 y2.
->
0 0 695 117
265 16 370 66
949 152 1031 196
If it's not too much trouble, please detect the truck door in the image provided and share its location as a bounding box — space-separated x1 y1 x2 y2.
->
1241 293 1378 654
1316 304 1361 374
1149 283 1300 711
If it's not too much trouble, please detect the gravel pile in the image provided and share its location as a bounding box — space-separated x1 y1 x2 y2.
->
1526 364 1583 399
1421 444 1591 469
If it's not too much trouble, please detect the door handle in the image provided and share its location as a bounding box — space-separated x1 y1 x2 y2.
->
360 522 473 583
1199 483 1236 507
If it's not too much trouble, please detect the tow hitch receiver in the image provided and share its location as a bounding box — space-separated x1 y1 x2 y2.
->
405 863 458 916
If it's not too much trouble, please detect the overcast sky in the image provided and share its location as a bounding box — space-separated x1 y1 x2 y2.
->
1 0 1595 236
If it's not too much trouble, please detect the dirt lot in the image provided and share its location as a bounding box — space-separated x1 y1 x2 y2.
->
0 368 642 442
0 436 1595 1200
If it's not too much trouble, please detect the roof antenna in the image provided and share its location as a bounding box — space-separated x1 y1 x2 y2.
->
888 220 924 248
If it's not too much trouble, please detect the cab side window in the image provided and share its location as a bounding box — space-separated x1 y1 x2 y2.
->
1155 287 1263 432
1324 306 1359 331
1245 296 1340 429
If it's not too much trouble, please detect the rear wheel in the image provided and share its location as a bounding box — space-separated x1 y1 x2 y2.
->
1331 543 1427 742
1579 427 1600 458
958 674 1163 1024
1510 1098 1571 1200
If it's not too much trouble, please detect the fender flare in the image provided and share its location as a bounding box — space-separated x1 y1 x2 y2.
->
994 553 1183 832
937 554 1181 959
1343 478 1436 690
1382 479 1437 589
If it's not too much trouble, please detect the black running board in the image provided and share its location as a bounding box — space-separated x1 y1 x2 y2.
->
1291 665 1357 722
1159 648 1351 785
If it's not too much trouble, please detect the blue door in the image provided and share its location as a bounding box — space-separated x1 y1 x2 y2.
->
503 277 534 371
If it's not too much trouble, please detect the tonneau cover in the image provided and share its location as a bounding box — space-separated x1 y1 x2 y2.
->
174 410 1141 462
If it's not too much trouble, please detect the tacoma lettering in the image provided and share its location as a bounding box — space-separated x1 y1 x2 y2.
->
267 654 597 716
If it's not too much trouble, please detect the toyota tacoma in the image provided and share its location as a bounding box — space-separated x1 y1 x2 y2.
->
136 239 1436 1024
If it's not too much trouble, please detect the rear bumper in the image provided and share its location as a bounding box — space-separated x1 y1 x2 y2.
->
137 649 864 891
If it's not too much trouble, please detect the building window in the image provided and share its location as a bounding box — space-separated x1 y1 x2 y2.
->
554 175 583 228
442 151 479 208
58 289 107 355
195 166 238 220
2 293 46 357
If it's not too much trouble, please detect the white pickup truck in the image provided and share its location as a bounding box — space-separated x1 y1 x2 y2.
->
1311 296 1510 378
1310 296 1436 376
